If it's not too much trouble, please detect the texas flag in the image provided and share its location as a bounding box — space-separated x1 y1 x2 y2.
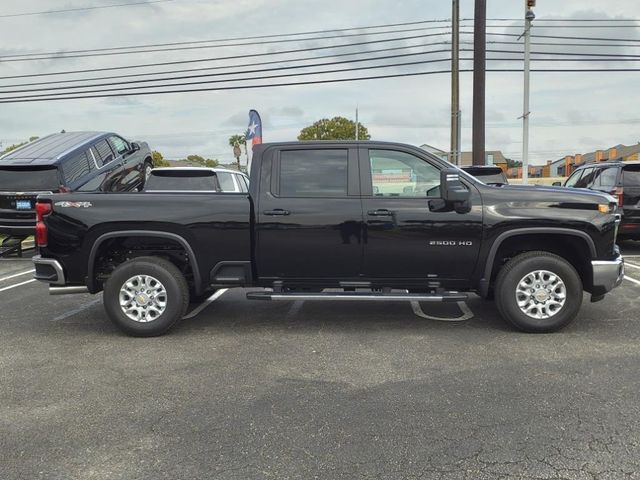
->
245 109 262 173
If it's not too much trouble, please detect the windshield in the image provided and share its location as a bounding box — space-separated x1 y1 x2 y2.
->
144 171 218 191
0 166 60 191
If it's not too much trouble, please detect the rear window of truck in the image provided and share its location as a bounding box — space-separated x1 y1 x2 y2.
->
144 170 219 191
0 166 60 191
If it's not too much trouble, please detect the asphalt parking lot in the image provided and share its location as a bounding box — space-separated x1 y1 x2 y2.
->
1 244 640 480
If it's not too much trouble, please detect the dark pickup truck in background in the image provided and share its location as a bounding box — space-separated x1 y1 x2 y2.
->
33 141 624 336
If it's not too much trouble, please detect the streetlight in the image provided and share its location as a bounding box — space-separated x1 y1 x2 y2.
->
521 0 535 184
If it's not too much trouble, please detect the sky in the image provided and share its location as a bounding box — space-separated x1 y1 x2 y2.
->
0 0 639 165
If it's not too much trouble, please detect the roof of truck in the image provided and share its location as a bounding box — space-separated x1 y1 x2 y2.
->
0 131 107 165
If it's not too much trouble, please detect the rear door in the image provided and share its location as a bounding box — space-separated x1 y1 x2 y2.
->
89 139 123 192
256 146 362 280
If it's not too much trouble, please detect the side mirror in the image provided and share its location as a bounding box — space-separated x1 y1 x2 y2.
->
551 181 562 187
131 142 140 152
440 168 471 213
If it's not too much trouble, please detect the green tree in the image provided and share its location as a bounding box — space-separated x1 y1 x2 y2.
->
297 116 371 141
185 154 218 168
1 136 40 155
151 150 170 168
228 134 246 147
505 158 522 169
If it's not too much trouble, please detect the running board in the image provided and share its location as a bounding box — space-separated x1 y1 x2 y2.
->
246 291 467 302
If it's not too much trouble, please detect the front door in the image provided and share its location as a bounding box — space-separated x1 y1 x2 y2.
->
360 147 483 281
256 146 363 281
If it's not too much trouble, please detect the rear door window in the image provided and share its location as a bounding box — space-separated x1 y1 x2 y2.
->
623 166 640 187
235 174 248 192
62 151 92 184
593 167 619 190
94 139 115 165
216 172 237 192
279 149 349 197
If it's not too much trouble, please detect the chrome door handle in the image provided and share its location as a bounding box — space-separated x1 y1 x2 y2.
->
367 209 392 217
263 209 290 216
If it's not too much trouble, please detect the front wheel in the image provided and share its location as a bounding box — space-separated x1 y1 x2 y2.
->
103 256 189 336
495 251 583 333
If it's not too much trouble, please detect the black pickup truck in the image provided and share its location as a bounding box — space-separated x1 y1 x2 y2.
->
32 141 624 336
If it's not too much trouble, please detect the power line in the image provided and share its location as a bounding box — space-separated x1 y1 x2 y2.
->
0 26 452 63
5 47 640 94
2 68 640 104
483 18 640 22
0 32 449 80
0 19 452 59
0 41 448 89
0 58 455 100
0 49 453 94
460 31 640 43
0 0 175 18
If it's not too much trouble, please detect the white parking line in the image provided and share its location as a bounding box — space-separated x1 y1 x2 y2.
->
52 298 102 322
624 262 640 270
0 278 36 292
182 289 228 320
0 269 34 283
624 275 640 286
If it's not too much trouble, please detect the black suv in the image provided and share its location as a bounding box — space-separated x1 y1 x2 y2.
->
560 161 640 240
0 131 152 236
462 165 509 186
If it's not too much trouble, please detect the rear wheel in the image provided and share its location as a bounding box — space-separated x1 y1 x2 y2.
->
103 256 189 336
139 161 153 190
495 251 583 333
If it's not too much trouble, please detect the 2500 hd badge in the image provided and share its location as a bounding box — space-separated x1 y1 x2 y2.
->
429 240 474 246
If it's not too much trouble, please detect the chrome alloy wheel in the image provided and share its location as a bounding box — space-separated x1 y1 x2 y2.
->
515 270 567 320
119 275 167 322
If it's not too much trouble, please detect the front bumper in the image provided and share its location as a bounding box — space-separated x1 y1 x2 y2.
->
591 249 624 295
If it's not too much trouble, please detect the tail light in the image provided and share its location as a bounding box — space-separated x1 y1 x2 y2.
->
35 201 52 247
58 185 71 193
611 187 624 207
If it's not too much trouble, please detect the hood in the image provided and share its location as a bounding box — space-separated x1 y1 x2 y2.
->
490 184 617 206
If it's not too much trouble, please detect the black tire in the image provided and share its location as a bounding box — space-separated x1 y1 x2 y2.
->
139 160 153 191
495 251 583 333
103 256 189 337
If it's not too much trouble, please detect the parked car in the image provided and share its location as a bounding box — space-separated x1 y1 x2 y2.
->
33 141 623 337
461 166 509 186
0 131 152 236
556 161 640 240
144 167 249 193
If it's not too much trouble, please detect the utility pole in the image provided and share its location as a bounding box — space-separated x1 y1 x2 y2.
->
450 0 460 165
521 0 535 184
472 0 486 166
355 106 359 141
